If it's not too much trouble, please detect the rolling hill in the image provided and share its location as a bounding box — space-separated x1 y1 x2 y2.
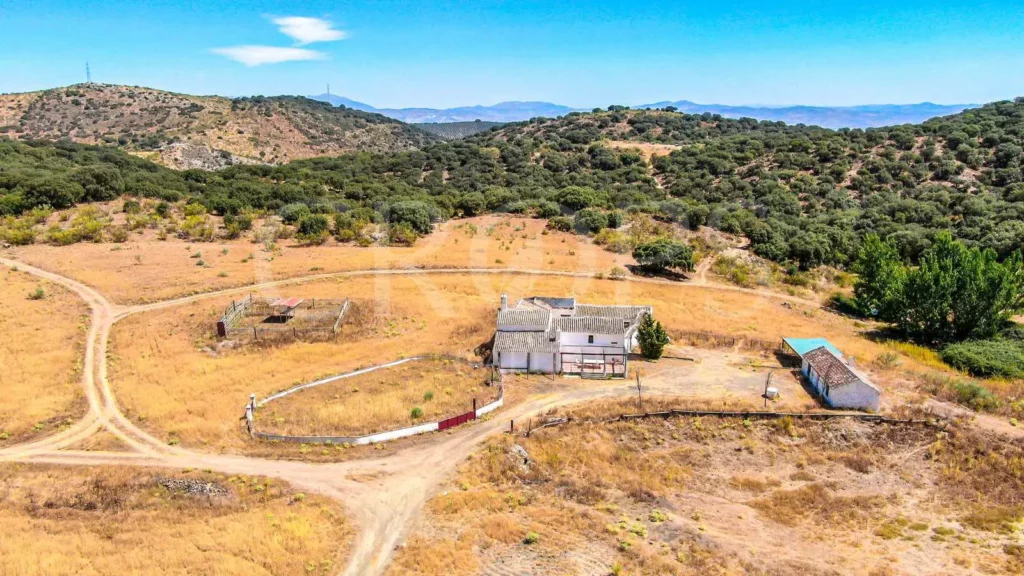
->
309 93 974 129
636 100 977 129
4 95 1023 272
0 84 437 169
412 121 505 140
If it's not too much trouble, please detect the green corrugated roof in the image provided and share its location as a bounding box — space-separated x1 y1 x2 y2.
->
783 337 843 358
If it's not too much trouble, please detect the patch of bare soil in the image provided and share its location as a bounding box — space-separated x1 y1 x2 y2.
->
389 412 1024 575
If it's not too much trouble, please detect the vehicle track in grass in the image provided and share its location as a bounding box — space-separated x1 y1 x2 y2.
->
2 255 1014 575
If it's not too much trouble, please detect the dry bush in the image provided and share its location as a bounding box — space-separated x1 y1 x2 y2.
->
751 482 886 527
730 475 782 493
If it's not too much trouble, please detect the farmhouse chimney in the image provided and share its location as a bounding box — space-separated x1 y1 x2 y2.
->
501 293 508 311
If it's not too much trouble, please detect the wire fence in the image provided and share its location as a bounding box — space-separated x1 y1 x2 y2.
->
217 295 349 341
669 329 782 353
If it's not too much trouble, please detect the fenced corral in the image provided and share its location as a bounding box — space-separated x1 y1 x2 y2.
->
669 329 782 353
217 294 349 342
560 346 628 378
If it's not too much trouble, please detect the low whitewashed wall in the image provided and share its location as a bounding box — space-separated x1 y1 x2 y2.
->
247 355 503 445
258 356 428 407
476 392 503 418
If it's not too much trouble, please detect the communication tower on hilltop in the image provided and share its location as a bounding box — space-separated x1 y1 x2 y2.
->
326 83 331 102
86 62 92 84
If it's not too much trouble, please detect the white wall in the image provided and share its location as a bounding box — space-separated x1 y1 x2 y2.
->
826 381 881 411
561 332 624 347
529 353 555 373
498 351 528 370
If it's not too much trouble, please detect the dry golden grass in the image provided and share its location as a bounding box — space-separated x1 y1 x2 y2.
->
0 268 88 446
108 272 886 455
390 414 1024 575
8 215 633 304
259 358 498 436
0 464 350 576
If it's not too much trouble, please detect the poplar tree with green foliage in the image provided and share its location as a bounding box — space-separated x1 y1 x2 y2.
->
637 313 670 359
853 232 1024 343
853 233 906 320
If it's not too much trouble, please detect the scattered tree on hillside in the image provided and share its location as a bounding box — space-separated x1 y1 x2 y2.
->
632 239 694 274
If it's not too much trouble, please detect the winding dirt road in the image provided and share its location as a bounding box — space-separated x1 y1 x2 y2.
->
0 256 848 574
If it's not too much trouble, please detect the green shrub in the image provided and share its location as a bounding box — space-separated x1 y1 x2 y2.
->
941 340 1024 378
296 214 330 244
410 406 424 419
574 208 607 234
949 380 1002 412
423 391 434 402
523 531 540 545
122 199 142 214
278 203 311 224
546 216 573 232
27 287 45 300
829 293 864 317
388 222 419 246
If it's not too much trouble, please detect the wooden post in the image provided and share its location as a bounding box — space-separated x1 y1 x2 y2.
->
635 367 643 411
510 420 514 433
473 398 477 414
253 326 257 340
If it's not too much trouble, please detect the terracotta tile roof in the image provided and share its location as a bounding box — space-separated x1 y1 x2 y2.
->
556 316 633 334
497 309 551 329
575 304 652 320
804 346 863 389
493 330 560 353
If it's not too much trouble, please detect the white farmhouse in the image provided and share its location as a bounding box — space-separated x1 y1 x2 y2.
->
492 295 652 377
783 337 881 411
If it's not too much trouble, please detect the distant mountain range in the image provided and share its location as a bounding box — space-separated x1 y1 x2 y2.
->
310 94 574 123
310 93 976 129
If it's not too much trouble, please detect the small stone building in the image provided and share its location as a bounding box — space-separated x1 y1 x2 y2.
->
783 337 881 411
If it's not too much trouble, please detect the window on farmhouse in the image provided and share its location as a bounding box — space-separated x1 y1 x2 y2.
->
588 335 594 344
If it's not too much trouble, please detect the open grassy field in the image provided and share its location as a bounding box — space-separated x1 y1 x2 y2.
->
6 215 633 304
0 268 88 446
258 358 499 437
0 464 351 576
388 400 1024 575
108 271 898 456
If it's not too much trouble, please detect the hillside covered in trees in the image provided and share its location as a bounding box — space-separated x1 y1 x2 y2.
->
3 97 1024 270
0 84 436 169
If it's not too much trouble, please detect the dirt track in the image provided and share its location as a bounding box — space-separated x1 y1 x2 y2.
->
0 256 1013 575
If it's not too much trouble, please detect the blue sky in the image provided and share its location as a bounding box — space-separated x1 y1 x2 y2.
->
1 0 1022 108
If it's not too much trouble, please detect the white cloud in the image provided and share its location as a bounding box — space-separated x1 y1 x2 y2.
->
272 16 347 45
211 45 326 66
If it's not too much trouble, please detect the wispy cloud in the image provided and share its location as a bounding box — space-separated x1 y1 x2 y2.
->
212 16 346 66
272 16 347 45
211 45 325 67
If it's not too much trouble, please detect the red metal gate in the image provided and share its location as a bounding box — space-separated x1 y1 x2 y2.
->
438 410 476 431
